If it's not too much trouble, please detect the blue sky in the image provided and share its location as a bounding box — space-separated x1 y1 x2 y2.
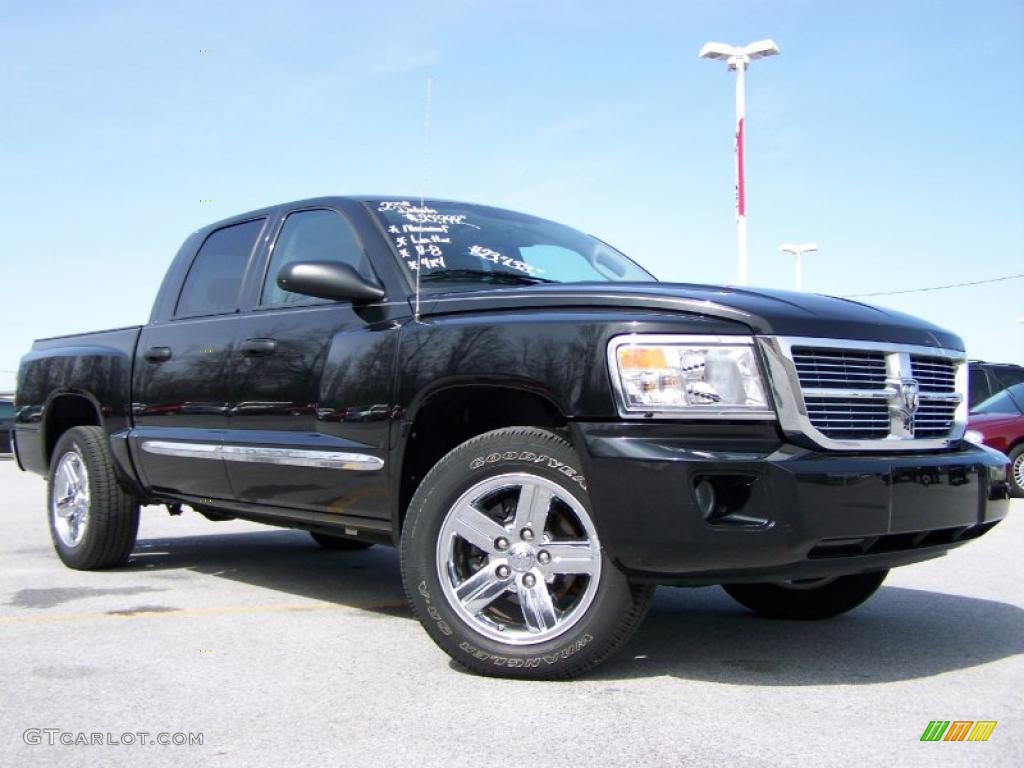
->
1 0 1022 391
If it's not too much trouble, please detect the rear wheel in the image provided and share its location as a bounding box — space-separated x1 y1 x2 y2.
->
401 427 654 679
48 426 140 570
1008 444 1024 498
722 570 888 620
309 531 374 551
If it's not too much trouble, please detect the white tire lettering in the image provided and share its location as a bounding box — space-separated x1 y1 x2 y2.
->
456 635 593 667
467 452 587 492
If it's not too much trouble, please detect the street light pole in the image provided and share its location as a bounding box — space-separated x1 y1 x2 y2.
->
735 61 747 285
779 243 819 291
700 39 780 286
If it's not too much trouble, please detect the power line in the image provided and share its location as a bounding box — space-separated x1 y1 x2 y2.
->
844 273 1024 298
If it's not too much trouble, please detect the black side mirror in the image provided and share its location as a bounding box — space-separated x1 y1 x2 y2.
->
277 261 385 303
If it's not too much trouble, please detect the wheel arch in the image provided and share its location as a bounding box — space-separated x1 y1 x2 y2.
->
393 382 571 540
43 391 103 468
1005 436 1024 454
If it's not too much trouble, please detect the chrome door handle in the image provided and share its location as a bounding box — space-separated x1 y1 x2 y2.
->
240 338 277 357
144 346 172 363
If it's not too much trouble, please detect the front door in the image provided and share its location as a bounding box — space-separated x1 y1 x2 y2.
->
224 208 397 519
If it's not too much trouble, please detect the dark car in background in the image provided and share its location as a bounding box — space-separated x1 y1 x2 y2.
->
968 382 1024 497
0 398 14 454
969 360 1024 409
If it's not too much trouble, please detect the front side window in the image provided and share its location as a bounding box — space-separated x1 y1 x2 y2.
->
262 209 369 306
366 199 655 287
175 219 264 317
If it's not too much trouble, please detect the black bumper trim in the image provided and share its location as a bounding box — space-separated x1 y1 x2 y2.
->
808 520 1000 558
569 422 1012 582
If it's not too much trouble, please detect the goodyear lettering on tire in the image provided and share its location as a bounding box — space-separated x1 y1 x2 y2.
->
469 452 587 491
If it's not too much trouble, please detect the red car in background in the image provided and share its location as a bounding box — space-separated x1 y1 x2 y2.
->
968 382 1024 497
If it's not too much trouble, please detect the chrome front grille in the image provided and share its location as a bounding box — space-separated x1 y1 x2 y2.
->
803 396 890 439
911 356 957 393
792 348 886 390
759 337 967 450
914 400 958 438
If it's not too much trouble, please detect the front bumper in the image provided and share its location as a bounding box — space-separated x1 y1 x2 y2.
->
571 422 1011 584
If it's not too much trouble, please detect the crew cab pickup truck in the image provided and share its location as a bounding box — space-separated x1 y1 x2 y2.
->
14 197 1011 679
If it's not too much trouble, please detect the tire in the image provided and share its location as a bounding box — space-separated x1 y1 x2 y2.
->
47 426 140 570
309 531 374 550
400 427 654 680
722 570 888 620
1007 444 1024 498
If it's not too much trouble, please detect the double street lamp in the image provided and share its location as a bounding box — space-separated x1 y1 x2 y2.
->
778 242 818 291
699 39 780 286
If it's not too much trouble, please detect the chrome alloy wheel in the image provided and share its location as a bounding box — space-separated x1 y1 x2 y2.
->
52 450 91 547
1014 452 1024 491
435 473 602 645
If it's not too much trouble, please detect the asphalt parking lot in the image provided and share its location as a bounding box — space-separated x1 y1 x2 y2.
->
1 457 1021 767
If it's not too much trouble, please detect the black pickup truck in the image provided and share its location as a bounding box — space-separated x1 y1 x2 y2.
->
14 197 1011 678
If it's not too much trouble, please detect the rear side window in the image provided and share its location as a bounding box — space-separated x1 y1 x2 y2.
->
972 386 1024 415
992 366 1024 389
175 219 265 317
261 209 369 307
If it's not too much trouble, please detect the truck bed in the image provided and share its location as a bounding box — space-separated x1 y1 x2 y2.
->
14 325 143 474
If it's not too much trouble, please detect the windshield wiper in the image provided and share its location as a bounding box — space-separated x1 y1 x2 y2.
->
420 269 556 285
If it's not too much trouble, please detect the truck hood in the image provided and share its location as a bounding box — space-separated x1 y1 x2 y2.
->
416 282 964 350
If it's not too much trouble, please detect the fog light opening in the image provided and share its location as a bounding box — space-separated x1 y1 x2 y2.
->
692 474 768 528
694 478 717 520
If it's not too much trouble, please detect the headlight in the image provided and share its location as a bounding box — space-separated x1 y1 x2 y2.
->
964 429 985 445
608 335 774 418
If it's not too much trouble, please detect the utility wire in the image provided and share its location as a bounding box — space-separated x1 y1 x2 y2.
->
844 273 1024 298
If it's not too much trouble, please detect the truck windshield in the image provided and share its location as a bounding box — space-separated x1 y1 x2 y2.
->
366 199 656 285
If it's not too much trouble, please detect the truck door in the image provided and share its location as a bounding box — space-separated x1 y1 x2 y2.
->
224 207 397 520
131 217 267 499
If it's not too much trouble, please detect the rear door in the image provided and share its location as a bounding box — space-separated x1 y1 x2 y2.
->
131 217 268 498
223 206 398 519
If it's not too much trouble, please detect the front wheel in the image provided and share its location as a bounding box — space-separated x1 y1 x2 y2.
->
722 570 888 620
401 427 653 679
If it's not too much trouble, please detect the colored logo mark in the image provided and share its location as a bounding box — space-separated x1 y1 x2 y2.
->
920 720 997 742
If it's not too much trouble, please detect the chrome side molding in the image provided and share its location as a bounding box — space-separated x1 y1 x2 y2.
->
140 441 221 461
140 440 384 471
